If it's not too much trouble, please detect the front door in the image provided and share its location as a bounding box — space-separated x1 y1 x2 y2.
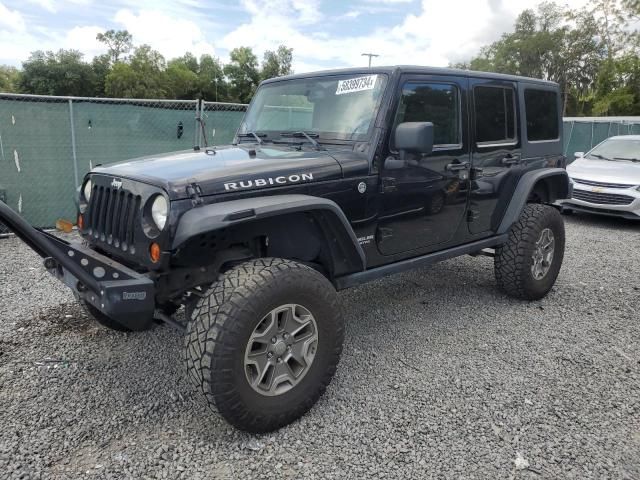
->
376 75 470 256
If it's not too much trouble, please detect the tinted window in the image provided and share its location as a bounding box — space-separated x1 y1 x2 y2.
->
524 89 559 141
474 86 516 144
393 82 460 147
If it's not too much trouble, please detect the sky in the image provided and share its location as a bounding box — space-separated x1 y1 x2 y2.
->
0 0 592 72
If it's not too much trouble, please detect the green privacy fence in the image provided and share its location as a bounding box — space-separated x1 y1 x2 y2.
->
563 117 640 163
1 94 638 231
0 94 246 229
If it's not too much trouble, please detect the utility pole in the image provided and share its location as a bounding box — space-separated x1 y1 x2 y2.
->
361 53 379 68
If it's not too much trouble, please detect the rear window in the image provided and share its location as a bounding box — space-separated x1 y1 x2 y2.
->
524 89 559 141
474 86 516 144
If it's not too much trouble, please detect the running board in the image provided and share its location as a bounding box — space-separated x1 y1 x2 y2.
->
333 235 508 290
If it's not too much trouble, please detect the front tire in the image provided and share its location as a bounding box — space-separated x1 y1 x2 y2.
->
495 204 565 300
184 258 344 433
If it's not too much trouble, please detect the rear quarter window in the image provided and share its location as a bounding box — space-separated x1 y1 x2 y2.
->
524 89 559 141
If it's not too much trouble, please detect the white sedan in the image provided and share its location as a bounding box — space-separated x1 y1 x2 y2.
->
559 135 640 220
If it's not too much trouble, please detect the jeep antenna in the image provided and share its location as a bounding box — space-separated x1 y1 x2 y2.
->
361 53 379 68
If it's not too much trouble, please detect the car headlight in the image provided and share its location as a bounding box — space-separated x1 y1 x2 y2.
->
151 195 168 230
82 179 92 202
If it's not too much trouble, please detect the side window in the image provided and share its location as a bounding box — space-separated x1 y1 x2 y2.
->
474 86 516 145
524 89 559 141
392 82 460 149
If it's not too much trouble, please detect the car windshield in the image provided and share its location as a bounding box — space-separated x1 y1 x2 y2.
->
586 138 640 162
239 73 388 142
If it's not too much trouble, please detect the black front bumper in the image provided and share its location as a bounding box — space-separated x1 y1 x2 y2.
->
1 200 155 331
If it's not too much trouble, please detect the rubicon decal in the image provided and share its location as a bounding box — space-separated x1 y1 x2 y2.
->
224 173 314 191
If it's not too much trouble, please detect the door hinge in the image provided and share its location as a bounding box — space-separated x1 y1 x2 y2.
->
467 209 480 222
381 177 397 193
186 183 203 206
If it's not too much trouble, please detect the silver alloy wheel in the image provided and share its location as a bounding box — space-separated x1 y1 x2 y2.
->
531 227 555 280
244 304 319 396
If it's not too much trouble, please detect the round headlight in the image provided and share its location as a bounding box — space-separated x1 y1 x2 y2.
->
83 179 92 202
151 195 168 231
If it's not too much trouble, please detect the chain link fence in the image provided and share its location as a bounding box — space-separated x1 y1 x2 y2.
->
0 94 247 230
1 92 637 231
563 117 640 163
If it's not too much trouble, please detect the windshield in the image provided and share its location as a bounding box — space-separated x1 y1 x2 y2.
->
240 73 388 142
587 137 640 161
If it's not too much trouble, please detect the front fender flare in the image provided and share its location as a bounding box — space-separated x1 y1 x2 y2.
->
172 194 366 276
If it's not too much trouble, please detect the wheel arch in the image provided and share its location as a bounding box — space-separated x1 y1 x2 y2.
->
497 168 570 235
171 195 366 279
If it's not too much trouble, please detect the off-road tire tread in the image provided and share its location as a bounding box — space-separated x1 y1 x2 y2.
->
184 257 344 432
494 204 565 300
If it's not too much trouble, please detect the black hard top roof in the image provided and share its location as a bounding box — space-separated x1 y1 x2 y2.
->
262 65 558 87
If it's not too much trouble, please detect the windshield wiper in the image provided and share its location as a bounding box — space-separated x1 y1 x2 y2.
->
590 153 613 161
280 131 325 150
613 157 640 163
237 132 267 145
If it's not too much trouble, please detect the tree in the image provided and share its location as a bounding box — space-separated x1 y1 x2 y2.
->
104 45 167 98
166 62 200 99
224 47 260 103
96 29 133 64
19 50 97 96
198 54 227 101
0 65 20 93
171 53 199 74
91 54 111 97
453 2 606 115
261 45 293 80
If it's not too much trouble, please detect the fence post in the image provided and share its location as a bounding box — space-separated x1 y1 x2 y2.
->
194 99 201 149
68 99 79 188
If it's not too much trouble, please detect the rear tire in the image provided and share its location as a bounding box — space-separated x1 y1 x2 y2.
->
495 204 565 300
81 301 132 332
184 258 344 433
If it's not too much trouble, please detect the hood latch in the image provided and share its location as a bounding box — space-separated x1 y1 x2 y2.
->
186 183 203 206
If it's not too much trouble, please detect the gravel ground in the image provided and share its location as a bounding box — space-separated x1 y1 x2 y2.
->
0 213 639 480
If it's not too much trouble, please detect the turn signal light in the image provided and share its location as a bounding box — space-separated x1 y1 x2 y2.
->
77 214 84 230
56 218 73 233
150 242 161 263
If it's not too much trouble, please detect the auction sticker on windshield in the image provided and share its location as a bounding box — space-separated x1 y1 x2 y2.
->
336 75 378 95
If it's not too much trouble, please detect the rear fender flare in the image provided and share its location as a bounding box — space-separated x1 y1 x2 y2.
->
497 168 570 235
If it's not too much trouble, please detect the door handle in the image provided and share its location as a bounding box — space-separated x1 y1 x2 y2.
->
445 162 470 171
501 155 521 166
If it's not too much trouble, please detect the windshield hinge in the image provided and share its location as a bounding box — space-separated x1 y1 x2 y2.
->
186 183 203 206
381 177 397 193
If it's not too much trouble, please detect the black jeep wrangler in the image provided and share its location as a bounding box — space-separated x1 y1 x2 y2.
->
0 66 570 432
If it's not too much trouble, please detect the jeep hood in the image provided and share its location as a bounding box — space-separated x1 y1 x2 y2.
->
92 144 344 199
568 157 640 185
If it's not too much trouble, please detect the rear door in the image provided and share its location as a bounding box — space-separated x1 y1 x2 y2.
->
468 79 523 234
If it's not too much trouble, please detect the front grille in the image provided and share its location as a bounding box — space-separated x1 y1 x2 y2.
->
572 189 635 206
573 178 637 189
86 186 141 252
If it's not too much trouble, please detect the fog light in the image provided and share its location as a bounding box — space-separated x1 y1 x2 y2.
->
150 242 161 263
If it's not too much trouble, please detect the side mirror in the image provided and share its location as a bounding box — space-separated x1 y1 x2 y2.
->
574 151 584 159
395 122 434 157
